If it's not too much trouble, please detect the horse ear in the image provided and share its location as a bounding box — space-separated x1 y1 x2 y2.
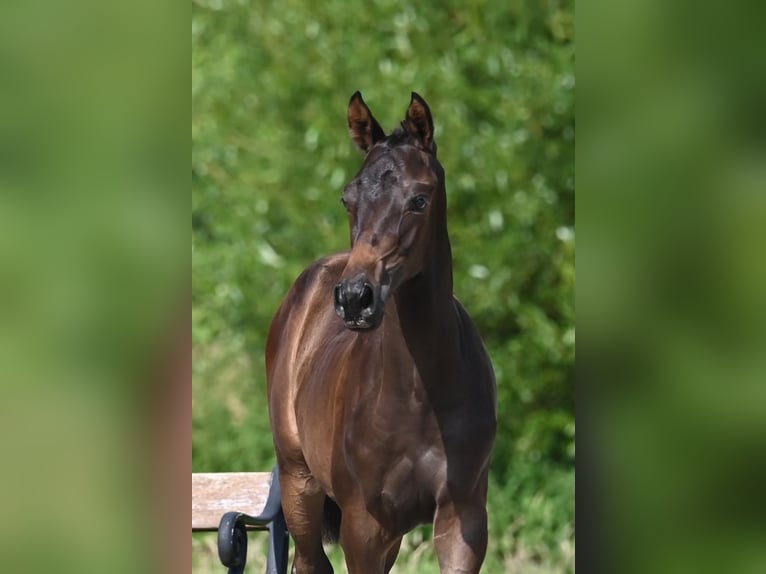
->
348 91 386 153
403 92 435 152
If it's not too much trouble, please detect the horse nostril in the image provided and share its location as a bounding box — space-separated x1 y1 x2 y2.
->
360 283 374 311
334 283 345 310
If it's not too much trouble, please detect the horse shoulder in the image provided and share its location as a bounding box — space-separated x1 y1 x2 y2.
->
266 253 349 374
267 253 350 468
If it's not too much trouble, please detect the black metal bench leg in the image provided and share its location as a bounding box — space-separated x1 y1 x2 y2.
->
266 508 289 574
218 512 248 574
217 468 290 574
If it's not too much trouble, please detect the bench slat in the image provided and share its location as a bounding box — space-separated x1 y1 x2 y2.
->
192 472 273 531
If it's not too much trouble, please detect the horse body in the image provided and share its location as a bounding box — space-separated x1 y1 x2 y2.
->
267 92 496 573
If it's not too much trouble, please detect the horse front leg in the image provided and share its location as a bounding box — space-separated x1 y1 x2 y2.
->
432 499 488 574
339 504 402 574
279 469 334 574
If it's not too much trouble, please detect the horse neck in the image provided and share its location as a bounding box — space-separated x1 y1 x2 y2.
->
391 214 458 355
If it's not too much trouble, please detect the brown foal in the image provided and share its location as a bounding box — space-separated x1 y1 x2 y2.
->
266 92 496 573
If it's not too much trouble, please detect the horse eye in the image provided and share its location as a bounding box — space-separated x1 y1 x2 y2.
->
409 195 428 212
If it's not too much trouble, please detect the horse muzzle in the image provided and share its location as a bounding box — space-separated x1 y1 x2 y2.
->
333 275 385 330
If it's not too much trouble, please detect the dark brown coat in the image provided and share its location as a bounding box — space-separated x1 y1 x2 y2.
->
267 92 496 574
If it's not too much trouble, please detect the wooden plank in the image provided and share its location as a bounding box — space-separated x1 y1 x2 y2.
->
192 472 273 531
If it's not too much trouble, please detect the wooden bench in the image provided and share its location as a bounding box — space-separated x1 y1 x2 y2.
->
192 468 289 574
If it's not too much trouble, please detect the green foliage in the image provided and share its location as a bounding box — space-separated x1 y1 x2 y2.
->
193 0 573 571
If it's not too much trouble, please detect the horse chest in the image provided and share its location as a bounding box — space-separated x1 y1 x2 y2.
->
341 400 445 528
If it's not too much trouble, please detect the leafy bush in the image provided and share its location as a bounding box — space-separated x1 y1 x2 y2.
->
193 1 573 571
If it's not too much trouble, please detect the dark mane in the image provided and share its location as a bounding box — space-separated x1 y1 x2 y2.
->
382 124 437 155
383 125 416 148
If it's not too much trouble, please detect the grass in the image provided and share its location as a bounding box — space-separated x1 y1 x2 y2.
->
192 524 574 573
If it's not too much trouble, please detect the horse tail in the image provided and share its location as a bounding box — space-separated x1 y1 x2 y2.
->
322 496 342 543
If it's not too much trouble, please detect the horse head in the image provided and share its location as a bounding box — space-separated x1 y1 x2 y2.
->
333 91 447 330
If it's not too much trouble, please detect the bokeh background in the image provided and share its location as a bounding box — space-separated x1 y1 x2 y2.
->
2 1 762 573
578 1 766 572
192 1 574 572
